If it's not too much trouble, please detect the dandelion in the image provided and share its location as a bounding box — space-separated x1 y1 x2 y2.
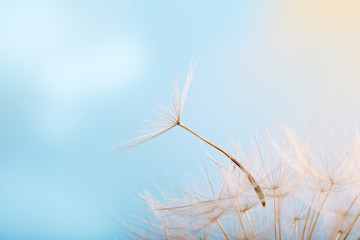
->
113 63 266 207
117 65 360 240
118 122 360 240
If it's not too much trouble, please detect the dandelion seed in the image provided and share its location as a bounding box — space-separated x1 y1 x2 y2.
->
114 62 266 207
111 62 195 152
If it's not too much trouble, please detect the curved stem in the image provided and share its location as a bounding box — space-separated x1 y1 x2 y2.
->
178 122 266 207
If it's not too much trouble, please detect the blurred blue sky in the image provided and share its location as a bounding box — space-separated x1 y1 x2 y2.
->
1 0 360 239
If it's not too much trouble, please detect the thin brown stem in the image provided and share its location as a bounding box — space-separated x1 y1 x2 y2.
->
335 231 341 240
295 219 299 240
236 203 248 240
178 122 266 207
274 191 278 240
343 195 358 221
332 194 359 238
278 197 282 240
302 191 318 240
217 220 229 240
306 192 322 240
246 211 256 240
339 210 360 240
308 184 334 240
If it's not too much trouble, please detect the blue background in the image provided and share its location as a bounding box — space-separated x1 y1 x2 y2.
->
1 0 360 239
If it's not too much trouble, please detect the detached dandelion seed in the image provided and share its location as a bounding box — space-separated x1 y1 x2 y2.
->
113 62 266 207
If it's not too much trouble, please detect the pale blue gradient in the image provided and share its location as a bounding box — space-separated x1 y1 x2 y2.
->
1 0 359 239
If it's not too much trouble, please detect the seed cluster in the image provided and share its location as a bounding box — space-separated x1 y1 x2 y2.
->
116 65 360 239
